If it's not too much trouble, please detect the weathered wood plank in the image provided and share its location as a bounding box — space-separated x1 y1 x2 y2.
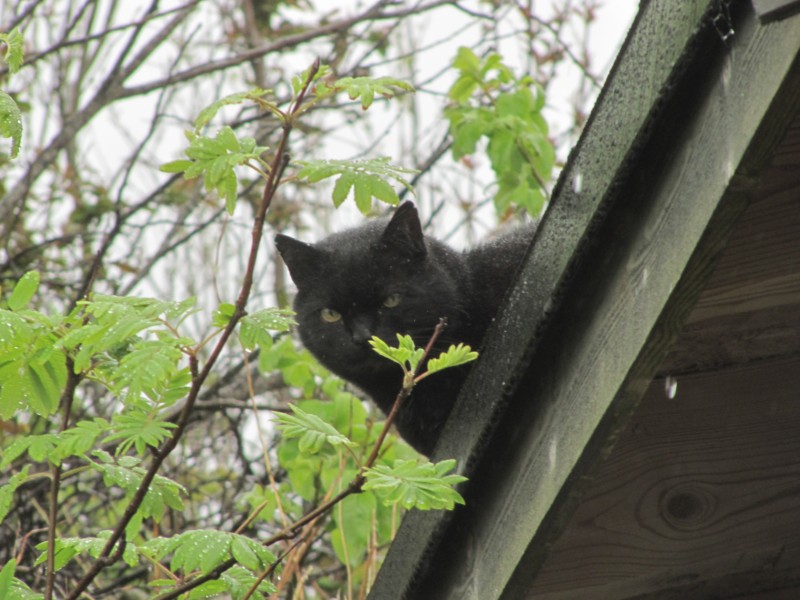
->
752 0 800 22
529 356 800 599
488 8 800 596
689 170 800 324
659 121 800 374
369 2 800 599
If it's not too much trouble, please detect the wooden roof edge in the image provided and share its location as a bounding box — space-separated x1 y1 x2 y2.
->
368 2 800 599
367 1 721 597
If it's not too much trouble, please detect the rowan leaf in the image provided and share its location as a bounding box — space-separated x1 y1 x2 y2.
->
0 91 22 158
193 88 271 131
239 308 294 350
158 530 276 576
274 404 356 453
159 128 269 214
369 334 423 374
363 458 467 510
0 28 24 73
35 531 136 571
315 75 414 109
295 157 416 214
7 271 38 311
0 311 67 418
104 411 177 455
0 467 30 525
425 343 478 376
90 453 186 522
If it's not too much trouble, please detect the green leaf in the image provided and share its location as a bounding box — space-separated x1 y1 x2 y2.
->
230 536 259 571
239 308 294 350
60 293 195 375
295 157 416 214
159 159 193 173
0 559 41 600
0 91 22 158
0 560 14 599
160 129 269 214
113 339 184 401
50 418 108 464
104 411 177 455
187 580 228 599
353 176 372 214
0 344 67 419
277 442 318 501
213 301 237 328
221 565 278 599
445 106 491 159
452 46 481 75
0 467 30 525
0 29 24 73
317 76 414 109
173 530 230 575
230 534 274 571
166 530 275 576
274 404 357 453
157 367 192 406
35 533 135 572
444 46 553 217
363 458 468 510
292 62 332 95
90 455 186 521
1 438 29 469
7 271 38 311
369 334 423 373
193 88 271 131
331 170 355 207
425 343 478 376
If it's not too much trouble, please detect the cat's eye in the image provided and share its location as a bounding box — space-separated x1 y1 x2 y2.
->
321 308 341 323
383 293 401 308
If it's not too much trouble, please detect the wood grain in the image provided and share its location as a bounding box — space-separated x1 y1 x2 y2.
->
661 117 800 375
528 356 800 599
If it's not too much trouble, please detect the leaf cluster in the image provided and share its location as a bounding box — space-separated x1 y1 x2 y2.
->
160 67 417 217
161 127 270 214
314 73 415 110
0 27 23 158
296 157 417 215
369 333 479 383
445 46 555 216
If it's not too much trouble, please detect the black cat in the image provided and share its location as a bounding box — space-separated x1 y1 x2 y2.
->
275 201 533 455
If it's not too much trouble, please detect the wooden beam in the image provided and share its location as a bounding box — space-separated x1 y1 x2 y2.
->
369 1 800 599
661 136 800 375
529 356 800 599
752 0 800 22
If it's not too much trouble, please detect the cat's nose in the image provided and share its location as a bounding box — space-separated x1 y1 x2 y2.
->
350 318 373 345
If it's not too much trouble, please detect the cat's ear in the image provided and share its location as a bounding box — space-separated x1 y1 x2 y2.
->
275 234 323 288
379 201 426 260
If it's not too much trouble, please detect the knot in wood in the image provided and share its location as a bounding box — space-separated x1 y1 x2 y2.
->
660 484 717 531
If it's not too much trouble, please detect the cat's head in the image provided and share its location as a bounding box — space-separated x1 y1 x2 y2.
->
275 202 469 382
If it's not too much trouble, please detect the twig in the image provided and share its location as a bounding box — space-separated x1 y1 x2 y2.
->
44 360 80 600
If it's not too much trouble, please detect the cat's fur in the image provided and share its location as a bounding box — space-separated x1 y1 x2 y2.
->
275 201 533 455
